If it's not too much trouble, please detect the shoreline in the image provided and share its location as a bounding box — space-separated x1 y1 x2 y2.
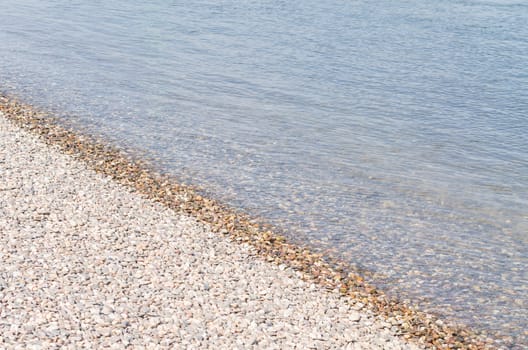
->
0 94 499 349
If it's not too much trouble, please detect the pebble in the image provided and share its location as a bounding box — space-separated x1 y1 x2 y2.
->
350 312 362 322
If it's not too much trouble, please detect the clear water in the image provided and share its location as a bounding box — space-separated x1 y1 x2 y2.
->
1 0 527 345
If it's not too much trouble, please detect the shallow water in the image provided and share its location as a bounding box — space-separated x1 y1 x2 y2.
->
1 0 527 345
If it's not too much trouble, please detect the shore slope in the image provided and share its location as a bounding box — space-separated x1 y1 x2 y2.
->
0 113 424 348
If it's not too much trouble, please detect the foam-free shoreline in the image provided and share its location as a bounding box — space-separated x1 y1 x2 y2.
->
0 95 496 349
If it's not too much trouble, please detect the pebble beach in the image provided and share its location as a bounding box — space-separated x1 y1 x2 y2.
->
1 0 527 347
0 97 501 349
0 107 427 349
0 104 434 349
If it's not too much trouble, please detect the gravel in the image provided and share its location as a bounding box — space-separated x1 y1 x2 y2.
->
0 114 425 349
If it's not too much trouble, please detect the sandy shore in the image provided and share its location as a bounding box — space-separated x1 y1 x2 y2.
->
0 112 428 349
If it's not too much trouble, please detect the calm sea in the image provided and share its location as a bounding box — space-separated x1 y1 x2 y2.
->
1 0 527 345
